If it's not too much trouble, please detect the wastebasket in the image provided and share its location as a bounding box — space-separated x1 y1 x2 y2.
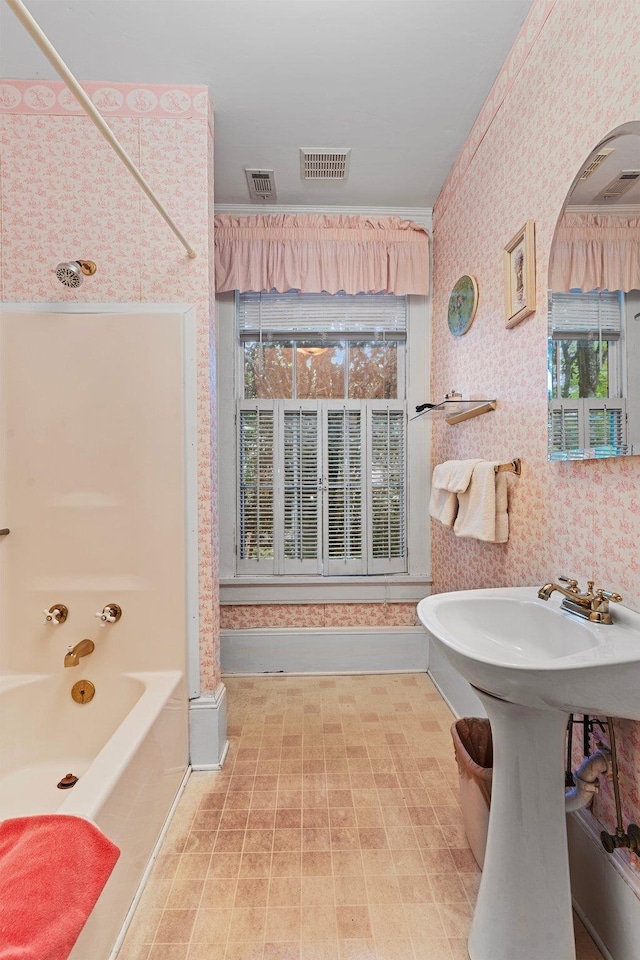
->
451 718 493 868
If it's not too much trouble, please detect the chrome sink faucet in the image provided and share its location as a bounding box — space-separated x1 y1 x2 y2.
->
538 576 623 625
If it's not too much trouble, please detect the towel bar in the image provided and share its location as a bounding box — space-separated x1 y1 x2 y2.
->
494 459 521 476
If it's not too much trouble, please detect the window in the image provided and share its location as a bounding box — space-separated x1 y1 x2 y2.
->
236 292 408 576
549 289 626 453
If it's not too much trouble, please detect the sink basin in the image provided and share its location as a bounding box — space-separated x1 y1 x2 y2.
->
417 586 640 720
417 586 640 960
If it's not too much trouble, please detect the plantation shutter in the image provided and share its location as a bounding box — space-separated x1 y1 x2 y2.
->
549 291 623 340
324 404 366 575
238 405 275 572
283 405 321 573
549 402 581 454
368 403 406 574
586 399 626 448
549 399 627 454
238 400 407 574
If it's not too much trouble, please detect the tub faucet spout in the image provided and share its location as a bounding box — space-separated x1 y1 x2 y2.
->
64 639 95 667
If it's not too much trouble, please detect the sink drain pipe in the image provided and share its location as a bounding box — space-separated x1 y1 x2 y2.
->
565 748 611 813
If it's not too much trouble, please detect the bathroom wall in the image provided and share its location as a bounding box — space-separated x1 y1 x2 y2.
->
431 0 640 862
0 81 220 690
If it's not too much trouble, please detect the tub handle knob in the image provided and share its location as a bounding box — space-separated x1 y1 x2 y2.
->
43 604 68 625
95 603 122 626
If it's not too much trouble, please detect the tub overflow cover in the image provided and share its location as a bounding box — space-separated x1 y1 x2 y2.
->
57 773 79 789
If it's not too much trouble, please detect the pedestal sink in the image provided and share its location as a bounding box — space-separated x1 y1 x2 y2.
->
417 586 640 960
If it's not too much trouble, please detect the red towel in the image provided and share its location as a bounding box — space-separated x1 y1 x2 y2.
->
0 814 120 960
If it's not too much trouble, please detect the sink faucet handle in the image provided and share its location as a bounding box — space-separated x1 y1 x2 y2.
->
558 576 579 592
596 588 623 604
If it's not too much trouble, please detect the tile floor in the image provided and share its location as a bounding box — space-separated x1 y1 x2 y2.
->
117 674 604 960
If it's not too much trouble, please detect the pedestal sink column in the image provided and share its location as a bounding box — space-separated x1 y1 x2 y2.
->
470 690 574 960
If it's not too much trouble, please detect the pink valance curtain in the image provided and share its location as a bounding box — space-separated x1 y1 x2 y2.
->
550 213 640 293
214 214 430 295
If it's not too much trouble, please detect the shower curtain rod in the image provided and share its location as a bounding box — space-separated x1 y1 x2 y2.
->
4 0 197 260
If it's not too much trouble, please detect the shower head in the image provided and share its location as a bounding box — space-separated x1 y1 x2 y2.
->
54 260 97 288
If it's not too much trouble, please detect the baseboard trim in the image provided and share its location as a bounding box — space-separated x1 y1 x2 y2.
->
221 626 428 675
569 809 640 960
189 683 229 769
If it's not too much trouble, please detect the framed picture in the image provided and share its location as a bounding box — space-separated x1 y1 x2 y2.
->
447 274 479 336
504 220 536 328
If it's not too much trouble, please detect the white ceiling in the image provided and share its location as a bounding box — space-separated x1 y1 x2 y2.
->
0 0 533 208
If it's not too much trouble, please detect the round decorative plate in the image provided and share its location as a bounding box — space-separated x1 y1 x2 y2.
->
447 275 479 336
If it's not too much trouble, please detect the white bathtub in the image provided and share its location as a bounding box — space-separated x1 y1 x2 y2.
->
0 669 188 960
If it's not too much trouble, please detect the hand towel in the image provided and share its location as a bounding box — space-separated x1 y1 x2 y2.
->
433 459 483 493
429 459 482 528
454 462 509 543
0 814 120 960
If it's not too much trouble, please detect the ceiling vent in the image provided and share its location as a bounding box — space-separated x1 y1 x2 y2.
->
579 147 614 180
245 169 276 202
593 169 640 203
300 148 351 181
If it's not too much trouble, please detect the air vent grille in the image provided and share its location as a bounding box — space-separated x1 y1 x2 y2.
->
593 170 640 203
300 148 351 181
245 168 276 202
580 147 614 180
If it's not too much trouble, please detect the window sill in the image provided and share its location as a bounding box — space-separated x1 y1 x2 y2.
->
219 575 432 605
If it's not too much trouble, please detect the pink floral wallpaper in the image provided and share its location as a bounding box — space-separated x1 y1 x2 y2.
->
431 0 640 865
0 82 220 691
220 603 419 630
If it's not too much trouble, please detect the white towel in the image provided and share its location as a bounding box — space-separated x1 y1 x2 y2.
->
428 486 459 527
429 459 482 528
454 462 509 543
432 459 482 493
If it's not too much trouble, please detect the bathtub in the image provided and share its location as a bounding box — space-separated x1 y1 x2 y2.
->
0 669 188 960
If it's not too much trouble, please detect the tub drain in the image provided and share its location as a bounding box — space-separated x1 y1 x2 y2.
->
71 679 95 704
57 773 79 789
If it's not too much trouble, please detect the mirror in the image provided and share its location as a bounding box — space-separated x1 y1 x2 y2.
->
548 122 640 460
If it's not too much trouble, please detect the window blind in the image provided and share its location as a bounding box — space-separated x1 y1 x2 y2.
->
238 291 407 339
549 291 623 340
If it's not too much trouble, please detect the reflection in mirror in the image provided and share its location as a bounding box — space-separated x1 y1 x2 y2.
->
548 122 640 460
